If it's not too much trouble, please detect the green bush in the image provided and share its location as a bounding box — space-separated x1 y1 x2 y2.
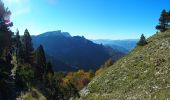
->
15 64 34 90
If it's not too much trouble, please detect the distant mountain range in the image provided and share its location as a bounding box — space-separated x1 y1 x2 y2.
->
32 31 125 71
92 39 138 53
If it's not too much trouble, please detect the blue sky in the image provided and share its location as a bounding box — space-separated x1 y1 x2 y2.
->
3 0 170 39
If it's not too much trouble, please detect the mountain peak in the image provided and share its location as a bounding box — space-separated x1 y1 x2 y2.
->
38 30 71 37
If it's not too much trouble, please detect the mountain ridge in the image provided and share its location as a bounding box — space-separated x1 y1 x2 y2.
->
32 31 125 71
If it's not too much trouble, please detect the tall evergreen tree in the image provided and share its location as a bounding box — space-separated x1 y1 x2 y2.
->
0 0 13 56
15 29 22 64
14 30 25 64
137 34 147 46
22 29 34 64
0 1 16 99
16 29 20 48
35 45 47 79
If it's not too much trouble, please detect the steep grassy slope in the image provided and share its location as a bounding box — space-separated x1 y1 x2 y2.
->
80 30 170 100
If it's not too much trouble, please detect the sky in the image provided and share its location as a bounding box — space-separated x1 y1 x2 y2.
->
2 0 170 39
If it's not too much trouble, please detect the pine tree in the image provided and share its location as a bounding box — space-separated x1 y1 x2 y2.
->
22 29 34 64
156 9 170 32
15 29 23 64
159 9 168 25
0 1 16 99
0 0 13 56
35 45 47 79
16 29 20 48
137 34 147 46
47 61 54 74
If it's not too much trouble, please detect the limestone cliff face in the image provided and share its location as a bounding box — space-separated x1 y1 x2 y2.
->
80 30 170 100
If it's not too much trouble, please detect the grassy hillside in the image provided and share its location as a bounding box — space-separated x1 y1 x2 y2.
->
80 30 170 100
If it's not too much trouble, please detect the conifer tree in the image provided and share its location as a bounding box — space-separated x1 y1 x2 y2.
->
16 29 20 48
0 0 13 56
47 61 54 74
0 1 16 99
22 29 34 63
15 29 23 64
35 45 47 79
156 9 170 32
137 34 147 46
159 9 167 25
